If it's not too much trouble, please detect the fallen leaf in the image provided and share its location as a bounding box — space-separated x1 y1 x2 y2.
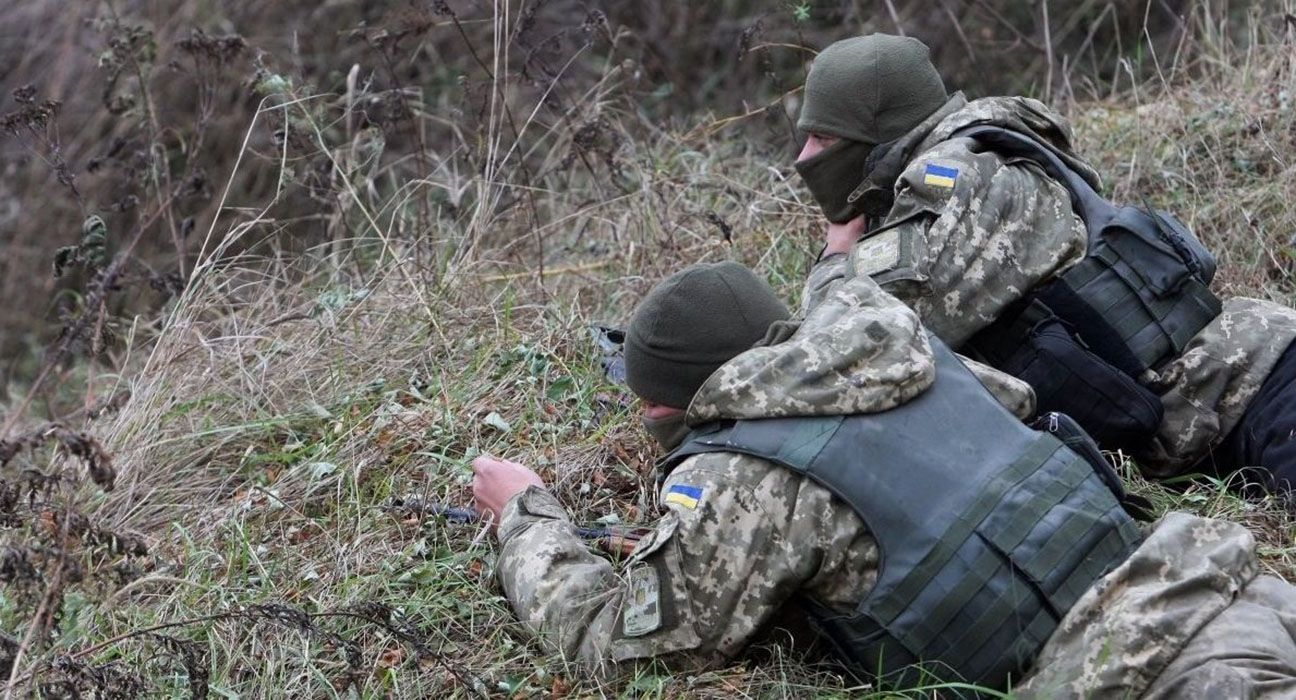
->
483 411 512 433
377 645 405 669
467 558 485 579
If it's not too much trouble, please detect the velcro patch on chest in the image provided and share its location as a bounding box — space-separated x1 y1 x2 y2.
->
922 163 959 188
852 228 903 277
622 565 662 636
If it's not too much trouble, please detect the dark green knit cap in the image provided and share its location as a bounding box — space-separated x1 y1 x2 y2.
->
797 34 947 145
625 262 790 409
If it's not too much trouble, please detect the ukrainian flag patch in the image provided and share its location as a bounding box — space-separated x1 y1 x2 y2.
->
664 484 703 510
923 163 959 188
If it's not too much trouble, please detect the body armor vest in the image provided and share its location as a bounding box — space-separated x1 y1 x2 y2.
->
662 338 1144 690
957 126 1223 449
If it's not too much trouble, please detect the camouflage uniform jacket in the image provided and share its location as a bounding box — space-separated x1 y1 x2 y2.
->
495 274 922 669
494 274 1293 695
805 93 1296 475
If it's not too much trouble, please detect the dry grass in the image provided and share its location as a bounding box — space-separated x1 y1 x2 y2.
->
0 0 1202 375
1 1 1296 698
1071 1 1296 301
0 30 836 691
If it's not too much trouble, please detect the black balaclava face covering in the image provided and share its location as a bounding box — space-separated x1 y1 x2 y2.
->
793 138 875 224
641 413 691 452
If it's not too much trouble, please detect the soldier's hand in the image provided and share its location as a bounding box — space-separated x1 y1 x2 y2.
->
824 215 868 257
472 455 546 532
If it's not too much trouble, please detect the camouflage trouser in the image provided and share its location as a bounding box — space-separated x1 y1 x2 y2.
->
1144 575 1296 699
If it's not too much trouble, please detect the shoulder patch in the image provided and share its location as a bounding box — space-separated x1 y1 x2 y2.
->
922 163 959 188
621 565 662 636
664 484 703 510
853 228 902 277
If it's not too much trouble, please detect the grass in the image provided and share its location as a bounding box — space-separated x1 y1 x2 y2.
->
1 93 846 694
3 1 1296 698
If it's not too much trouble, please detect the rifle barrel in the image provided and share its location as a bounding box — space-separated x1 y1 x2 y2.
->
388 497 648 556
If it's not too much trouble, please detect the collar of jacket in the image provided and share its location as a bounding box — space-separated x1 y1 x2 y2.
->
847 92 969 215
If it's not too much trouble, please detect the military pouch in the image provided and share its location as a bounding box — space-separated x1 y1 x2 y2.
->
1031 412 1124 497
1031 411 1155 521
953 125 1223 374
1046 205 1223 373
966 302 1164 452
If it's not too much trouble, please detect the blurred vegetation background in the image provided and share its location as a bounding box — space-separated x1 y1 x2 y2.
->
0 0 1207 389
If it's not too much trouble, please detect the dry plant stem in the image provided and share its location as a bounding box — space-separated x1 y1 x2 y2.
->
0 192 177 441
7 609 305 691
300 105 436 320
478 259 611 282
10 120 84 214
883 0 906 36
745 41 819 55
1042 0 1055 102
683 85 806 144
974 0 1047 52
1019 0 1107 102
4 497 77 698
64 612 235 666
1073 4 1118 97
371 44 433 240
446 6 547 290
937 0 978 64
311 611 488 698
105 1 184 277
188 93 300 273
168 43 229 281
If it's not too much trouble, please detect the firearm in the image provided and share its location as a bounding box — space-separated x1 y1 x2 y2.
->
387 496 651 557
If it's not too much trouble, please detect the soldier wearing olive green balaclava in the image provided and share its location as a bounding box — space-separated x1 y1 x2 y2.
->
794 34 948 223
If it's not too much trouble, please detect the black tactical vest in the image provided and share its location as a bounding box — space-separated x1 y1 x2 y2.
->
662 338 1144 690
956 125 1223 450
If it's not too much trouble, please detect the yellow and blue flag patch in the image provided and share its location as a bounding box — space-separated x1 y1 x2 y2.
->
923 163 959 188
664 484 703 510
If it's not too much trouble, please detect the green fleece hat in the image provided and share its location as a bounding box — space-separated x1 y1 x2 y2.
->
625 262 790 409
797 34 947 145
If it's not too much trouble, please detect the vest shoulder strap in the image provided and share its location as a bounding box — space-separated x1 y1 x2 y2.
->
666 415 845 476
951 124 1114 240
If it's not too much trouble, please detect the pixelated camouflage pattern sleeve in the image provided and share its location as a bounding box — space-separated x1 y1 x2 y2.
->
800 252 849 317
956 352 1036 419
857 142 1088 348
494 454 846 671
653 453 847 659
494 486 637 665
1139 296 1296 474
1016 512 1259 698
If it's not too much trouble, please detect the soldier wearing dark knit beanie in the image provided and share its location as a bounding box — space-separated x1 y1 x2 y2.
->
794 34 949 223
625 261 790 410
798 34 946 145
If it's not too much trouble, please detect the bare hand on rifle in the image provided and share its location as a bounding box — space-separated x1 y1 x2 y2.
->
472 455 545 531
